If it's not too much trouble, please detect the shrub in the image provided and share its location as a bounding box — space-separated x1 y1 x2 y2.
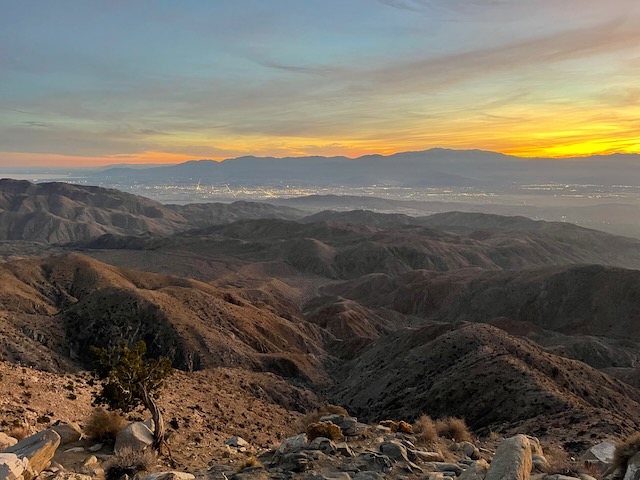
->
413 415 438 445
435 417 471 442
294 404 349 434
236 456 262 472
543 445 574 474
307 422 344 441
7 423 30 441
104 446 157 480
85 407 127 442
614 433 640 473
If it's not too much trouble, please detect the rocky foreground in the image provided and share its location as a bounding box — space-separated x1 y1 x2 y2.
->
0 409 634 480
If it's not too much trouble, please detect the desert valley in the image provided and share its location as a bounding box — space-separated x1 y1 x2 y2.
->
1 178 640 480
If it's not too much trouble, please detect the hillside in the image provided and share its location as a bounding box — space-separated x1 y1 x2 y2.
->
0 253 329 383
330 322 640 445
0 179 304 243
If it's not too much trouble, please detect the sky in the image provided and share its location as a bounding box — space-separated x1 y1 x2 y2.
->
1 0 640 167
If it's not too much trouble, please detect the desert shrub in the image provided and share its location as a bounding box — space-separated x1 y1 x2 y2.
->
7 423 30 441
543 445 572 474
435 417 471 442
85 407 127 442
293 404 349 434
307 422 344 441
236 456 262 472
104 446 157 480
413 415 438 445
614 433 640 473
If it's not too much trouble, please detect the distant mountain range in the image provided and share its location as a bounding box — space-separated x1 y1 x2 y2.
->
93 149 640 187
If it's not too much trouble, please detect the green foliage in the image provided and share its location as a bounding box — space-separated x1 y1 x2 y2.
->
91 340 173 413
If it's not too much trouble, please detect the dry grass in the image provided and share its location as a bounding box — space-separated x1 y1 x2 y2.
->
236 456 262 472
413 415 438 446
293 404 349 435
7 423 30 441
614 433 640 473
543 445 572 475
104 446 157 480
435 417 471 442
307 422 344 442
85 407 128 442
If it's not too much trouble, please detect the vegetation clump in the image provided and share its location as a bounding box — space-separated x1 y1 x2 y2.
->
413 414 439 445
614 433 640 473
236 456 262 472
85 407 128 442
307 421 344 441
91 340 173 450
435 416 471 442
104 446 157 480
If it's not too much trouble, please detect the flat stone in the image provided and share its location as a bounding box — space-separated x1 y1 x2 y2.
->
225 436 250 448
49 422 83 445
5 429 61 480
141 472 196 480
413 450 443 462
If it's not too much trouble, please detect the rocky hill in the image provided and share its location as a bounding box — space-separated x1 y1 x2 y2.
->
0 179 303 243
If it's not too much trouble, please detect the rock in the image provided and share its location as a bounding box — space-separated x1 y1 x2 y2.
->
0 453 28 480
49 422 83 446
485 435 533 480
352 472 385 480
413 450 444 462
5 429 61 480
0 433 18 452
307 473 351 480
526 436 543 457
81 455 104 477
307 436 337 454
357 452 393 473
140 472 196 480
88 443 103 452
375 425 392 434
319 414 360 435
459 459 490 480
532 454 549 472
544 476 581 480
46 473 93 480
624 452 640 480
582 441 615 469
63 447 84 453
424 462 464 476
278 452 310 472
578 475 598 480
461 441 481 460
380 439 410 462
276 434 308 455
225 436 250 448
114 421 154 453
336 442 355 457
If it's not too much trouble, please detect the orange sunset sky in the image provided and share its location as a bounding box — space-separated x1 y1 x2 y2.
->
1 1 639 168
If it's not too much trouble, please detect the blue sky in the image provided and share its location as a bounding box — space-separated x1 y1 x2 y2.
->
1 0 639 166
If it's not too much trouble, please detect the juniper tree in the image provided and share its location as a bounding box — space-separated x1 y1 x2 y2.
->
91 340 173 450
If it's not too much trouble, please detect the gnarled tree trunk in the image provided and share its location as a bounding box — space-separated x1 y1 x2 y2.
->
141 386 165 451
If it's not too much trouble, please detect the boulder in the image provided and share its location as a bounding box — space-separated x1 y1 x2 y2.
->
277 452 310 472
49 422 83 445
413 450 444 462
0 433 18 452
461 441 481 460
0 453 28 480
582 441 615 469
380 439 410 462
319 414 361 435
624 452 640 480
5 429 61 480
357 452 393 473
114 422 154 453
458 459 490 480
225 436 250 448
485 435 533 480
352 471 385 480
307 436 337 454
336 441 355 457
276 433 307 455
140 472 196 480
